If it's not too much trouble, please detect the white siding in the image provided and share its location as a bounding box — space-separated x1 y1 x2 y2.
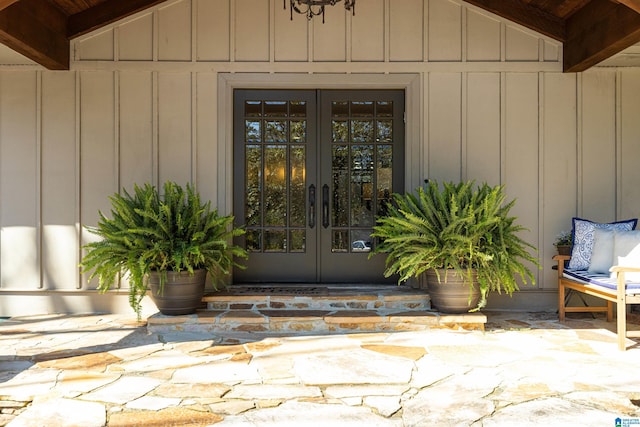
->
1 0 638 314
0 72 39 289
41 72 79 291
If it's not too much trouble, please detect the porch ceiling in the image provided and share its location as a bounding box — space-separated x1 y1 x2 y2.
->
0 0 639 72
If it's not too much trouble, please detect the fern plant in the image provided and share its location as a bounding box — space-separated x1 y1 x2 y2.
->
371 180 539 310
80 181 248 319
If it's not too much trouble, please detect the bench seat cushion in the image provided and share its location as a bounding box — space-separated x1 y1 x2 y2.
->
563 269 640 295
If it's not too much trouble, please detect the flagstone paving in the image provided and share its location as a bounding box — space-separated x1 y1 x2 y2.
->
0 311 639 426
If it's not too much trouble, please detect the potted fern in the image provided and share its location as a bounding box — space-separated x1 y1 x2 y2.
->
80 181 247 319
371 180 539 313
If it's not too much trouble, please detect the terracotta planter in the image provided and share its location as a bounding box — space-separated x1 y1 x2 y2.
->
148 269 207 315
425 268 481 314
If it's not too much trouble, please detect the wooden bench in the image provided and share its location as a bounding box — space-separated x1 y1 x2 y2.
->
554 254 640 350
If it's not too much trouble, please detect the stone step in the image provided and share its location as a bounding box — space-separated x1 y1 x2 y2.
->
202 284 431 312
146 284 487 337
147 309 487 337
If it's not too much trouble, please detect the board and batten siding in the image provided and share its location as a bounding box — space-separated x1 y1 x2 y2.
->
0 0 639 315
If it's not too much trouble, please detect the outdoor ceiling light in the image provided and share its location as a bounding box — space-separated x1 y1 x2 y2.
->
285 0 355 23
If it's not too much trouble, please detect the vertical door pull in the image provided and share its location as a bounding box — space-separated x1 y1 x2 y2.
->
308 184 316 229
322 184 329 229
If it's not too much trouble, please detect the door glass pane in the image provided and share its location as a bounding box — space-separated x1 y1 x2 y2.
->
351 120 373 143
290 101 307 117
377 144 393 216
376 100 393 117
245 146 262 226
377 120 392 143
351 145 374 227
351 230 372 253
351 101 374 117
245 100 262 116
332 230 348 253
264 100 287 116
290 145 306 227
246 230 262 252
289 230 305 252
264 146 287 226
332 120 348 142
246 121 261 143
265 120 287 143
265 230 286 252
332 145 349 227
291 120 306 142
332 101 349 117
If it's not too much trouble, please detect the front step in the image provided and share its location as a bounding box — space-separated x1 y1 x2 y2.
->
146 285 487 337
204 284 431 312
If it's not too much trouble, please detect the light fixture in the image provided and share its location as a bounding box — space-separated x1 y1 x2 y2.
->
285 0 355 23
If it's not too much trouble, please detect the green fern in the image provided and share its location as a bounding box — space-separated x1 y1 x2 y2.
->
80 181 248 319
371 180 539 310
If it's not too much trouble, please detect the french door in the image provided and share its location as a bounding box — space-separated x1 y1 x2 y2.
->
233 89 404 283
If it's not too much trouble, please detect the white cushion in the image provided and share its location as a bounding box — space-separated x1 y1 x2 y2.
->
587 228 614 274
612 230 640 282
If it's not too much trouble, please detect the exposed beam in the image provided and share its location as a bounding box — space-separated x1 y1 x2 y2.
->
68 0 168 39
462 0 565 41
0 0 69 69
0 0 19 11
564 0 640 72
618 0 640 14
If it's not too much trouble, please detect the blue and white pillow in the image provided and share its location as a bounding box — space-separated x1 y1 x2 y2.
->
568 217 637 271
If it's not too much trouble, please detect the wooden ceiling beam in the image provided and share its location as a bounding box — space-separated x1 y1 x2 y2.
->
617 0 640 14
0 0 69 69
462 0 565 41
564 0 640 72
0 0 19 11
67 0 167 39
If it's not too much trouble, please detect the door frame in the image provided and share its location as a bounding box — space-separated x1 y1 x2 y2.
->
232 89 405 283
217 73 423 281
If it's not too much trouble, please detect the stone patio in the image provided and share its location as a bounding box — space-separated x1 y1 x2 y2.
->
0 311 639 426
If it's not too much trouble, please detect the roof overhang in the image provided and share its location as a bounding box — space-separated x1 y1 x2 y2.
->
1 0 640 72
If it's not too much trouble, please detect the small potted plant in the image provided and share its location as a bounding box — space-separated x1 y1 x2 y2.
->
371 180 539 313
80 181 248 319
554 230 572 256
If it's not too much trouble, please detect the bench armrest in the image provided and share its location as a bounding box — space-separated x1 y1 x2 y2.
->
552 254 571 277
610 265 640 273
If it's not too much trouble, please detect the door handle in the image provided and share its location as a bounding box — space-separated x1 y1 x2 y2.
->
308 184 316 229
322 184 329 229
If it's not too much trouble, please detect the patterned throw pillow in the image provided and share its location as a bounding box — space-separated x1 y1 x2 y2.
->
568 217 638 271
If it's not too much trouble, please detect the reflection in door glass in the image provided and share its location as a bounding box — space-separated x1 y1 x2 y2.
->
264 146 286 227
351 144 374 227
245 146 262 227
290 146 306 227
377 145 393 216
332 230 348 253
332 145 349 227
265 121 287 143
330 100 394 253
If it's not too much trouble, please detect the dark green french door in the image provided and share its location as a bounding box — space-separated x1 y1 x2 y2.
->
233 89 404 283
